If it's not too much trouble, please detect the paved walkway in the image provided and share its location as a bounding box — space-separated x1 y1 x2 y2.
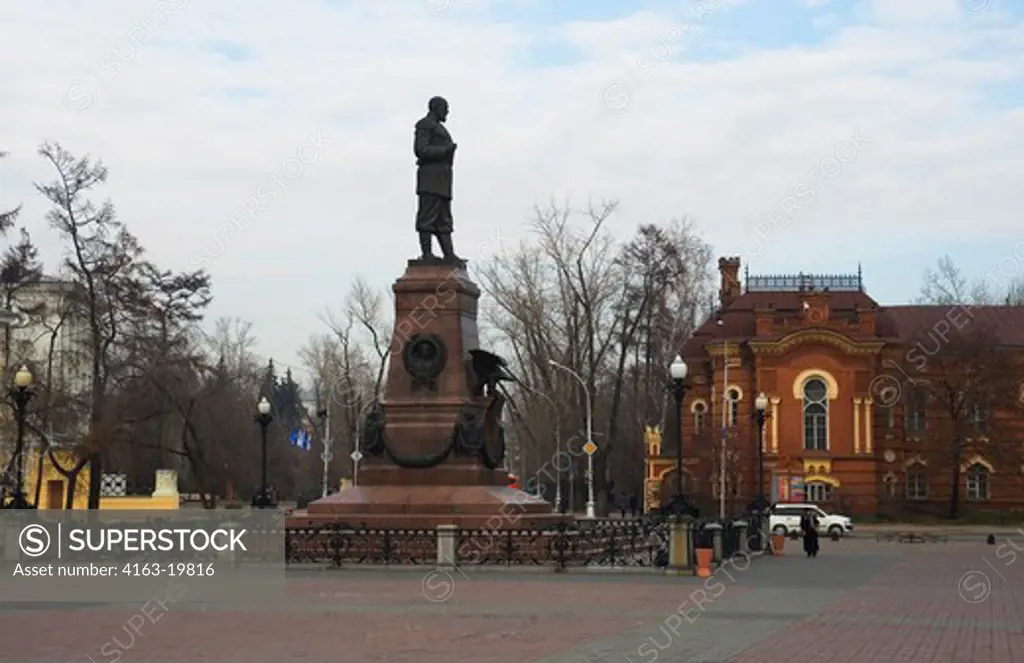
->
1 537 1021 662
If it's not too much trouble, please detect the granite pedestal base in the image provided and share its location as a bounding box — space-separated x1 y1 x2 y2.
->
288 483 567 529
289 258 563 530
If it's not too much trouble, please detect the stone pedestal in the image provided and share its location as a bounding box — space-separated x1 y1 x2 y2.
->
665 516 693 575
151 469 179 497
707 522 724 563
734 520 749 554
436 524 457 566
291 260 564 530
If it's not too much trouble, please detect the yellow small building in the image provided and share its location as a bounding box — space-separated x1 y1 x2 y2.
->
19 448 90 509
11 447 180 510
643 425 698 513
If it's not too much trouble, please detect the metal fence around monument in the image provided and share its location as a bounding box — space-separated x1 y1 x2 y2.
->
284 519 673 569
285 527 438 565
282 513 766 569
457 519 672 568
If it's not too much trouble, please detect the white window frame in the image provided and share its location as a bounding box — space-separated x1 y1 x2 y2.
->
966 464 990 501
906 470 928 500
806 482 833 502
802 378 829 451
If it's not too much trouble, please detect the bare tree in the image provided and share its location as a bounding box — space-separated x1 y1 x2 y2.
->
340 277 390 394
0 154 72 504
477 201 624 509
310 279 388 489
476 201 715 512
110 258 212 496
1004 277 1024 306
35 142 212 507
205 317 261 395
23 283 82 506
34 142 149 507
117 355 253 507
917 254 1023 306
610 219 713 495
896 323 1019 518
299 331 374 491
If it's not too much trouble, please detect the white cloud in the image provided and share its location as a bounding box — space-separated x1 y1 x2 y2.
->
0 0 1021 379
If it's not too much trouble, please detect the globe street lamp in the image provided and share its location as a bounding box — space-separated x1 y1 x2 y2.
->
5 366 34 509
752 392 770 512
548 359 594 519
667 356 697 517
253 396 275 508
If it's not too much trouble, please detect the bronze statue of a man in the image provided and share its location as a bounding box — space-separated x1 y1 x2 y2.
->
414 96 461 262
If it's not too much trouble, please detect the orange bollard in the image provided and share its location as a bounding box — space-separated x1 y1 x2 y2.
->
771 533 785 555
695 548 713 578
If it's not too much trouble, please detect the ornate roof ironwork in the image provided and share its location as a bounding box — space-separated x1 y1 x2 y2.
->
745 264 863 292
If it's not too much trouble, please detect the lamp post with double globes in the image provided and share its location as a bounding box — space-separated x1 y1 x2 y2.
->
252 396 275 508
667 356 697 517
752 392 770 513
5 366 34 509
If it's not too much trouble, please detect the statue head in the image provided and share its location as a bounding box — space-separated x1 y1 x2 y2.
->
428 96 449 122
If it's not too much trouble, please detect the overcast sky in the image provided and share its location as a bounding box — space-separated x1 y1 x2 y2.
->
1 0 1021 386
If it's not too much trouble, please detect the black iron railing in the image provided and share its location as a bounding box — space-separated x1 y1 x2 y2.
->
286 527 437 565
284 519 672 569
279 514 769 569
746 271 862 292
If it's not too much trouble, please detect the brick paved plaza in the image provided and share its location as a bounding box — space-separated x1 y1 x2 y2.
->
1 536 1021 662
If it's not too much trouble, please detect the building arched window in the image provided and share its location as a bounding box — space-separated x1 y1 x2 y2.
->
883 474 898 498
693 401 707 434
802 377 828 450
727 388 740 427
966 464 990 501
906 464 928 500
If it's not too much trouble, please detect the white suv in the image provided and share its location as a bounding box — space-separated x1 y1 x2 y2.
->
769 503 853 538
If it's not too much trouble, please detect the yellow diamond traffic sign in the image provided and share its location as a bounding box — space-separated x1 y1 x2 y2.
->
583 441 597 456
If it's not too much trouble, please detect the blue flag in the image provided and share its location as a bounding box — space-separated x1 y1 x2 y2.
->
290 429 311 451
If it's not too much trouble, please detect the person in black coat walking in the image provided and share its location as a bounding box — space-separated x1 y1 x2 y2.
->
801 512 820 558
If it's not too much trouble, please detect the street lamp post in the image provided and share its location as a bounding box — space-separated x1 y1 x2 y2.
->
5 366 34 509
548 359 594 519
316 407 332 498
552 410 562 514
523 387 563 513
667 356 696 517
753 392 769 512
253 396 275 508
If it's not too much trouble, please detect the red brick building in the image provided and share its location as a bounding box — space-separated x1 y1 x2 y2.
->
648 257 1024 518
